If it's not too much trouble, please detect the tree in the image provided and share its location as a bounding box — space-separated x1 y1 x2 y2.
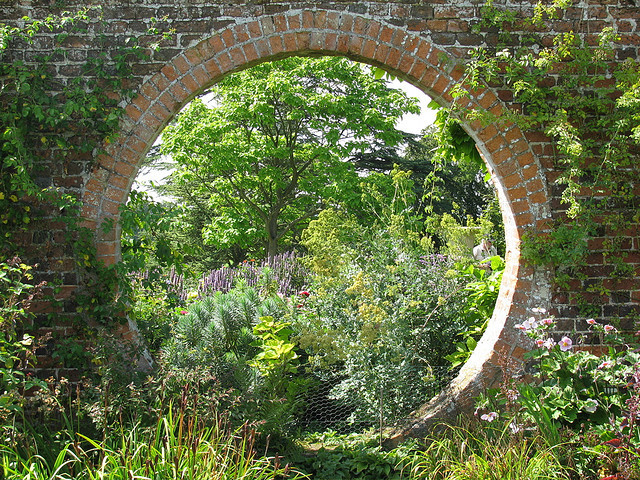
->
159 56 419 262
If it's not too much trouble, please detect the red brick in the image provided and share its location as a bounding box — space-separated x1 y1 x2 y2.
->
386 48 402 69
260 16 275 36
140 111 163 132
526 178 544 193
503 173 523 189
367 20 381 39
243 42 259 63
337 12 353 32
408 60 427 83
140 81 160 101
327 11 340 30
173 55 190 75
283 32 297 52
353 16 367 36
362 39 377 59
336 34 349 54
432 75 451 97
296 32 311 51
379 26 394 43
348 35 364 56
373 43 389 63
398 53 415 76
324 32 338 51
313 10 327 29
287 14 301 30
420 66 438 88
158 91 179 112
191 64 210 89
216 51 234 73
114 158 136 178
229 46 246 67
302 10 314 29
391 29 407 48
233 24 250 43
125 104 142 122
169 83 189 105
161 63 179 82
247 21 262 38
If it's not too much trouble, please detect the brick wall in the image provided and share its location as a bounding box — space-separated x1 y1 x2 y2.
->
2 0 639 434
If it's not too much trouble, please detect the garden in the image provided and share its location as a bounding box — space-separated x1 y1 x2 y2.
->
2 1 640 479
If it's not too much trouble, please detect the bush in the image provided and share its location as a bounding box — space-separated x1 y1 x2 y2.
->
295 204 472 426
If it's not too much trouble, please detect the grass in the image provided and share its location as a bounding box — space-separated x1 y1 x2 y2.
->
0 408 306 480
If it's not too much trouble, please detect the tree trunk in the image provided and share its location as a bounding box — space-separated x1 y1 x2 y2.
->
266 215 279 259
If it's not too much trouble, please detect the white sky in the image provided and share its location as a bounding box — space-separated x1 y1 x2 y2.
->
134 78 437 194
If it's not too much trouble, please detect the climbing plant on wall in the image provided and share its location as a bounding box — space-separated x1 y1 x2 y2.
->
0 8 173 326
442 0 640 285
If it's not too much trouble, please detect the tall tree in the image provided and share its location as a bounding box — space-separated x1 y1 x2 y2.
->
159 56 419 261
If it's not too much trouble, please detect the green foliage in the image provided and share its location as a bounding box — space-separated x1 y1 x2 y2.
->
117 190 185 278
451 0 640 275
295 171 476 424
410 423 571 480
476 309 640 478
250 316 299 397
445 257 504 369
402 126 496 226
0 258 47 417
294 439 416 480
159 56 419 260
160 286 308 436
1 9 173 332
0 402 304 479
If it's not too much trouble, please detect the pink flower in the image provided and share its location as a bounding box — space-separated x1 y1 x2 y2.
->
541 317 555 327
559 336 573 351
506 389 519 402
180 310 188 315
586 318 597 325
604 325 616 334
480 412 498 422
543 338 556 350
535 339 545 348
598 360 614 369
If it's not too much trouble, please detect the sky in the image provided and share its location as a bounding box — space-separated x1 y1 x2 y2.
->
134 78 437 194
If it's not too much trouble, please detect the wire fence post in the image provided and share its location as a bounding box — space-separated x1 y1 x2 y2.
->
379 379 384 447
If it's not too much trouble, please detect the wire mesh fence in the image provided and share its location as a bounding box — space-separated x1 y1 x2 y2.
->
291 365 457 434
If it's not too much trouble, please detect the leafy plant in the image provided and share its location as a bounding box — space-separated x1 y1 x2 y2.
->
445 257 504 369
0 258 47 418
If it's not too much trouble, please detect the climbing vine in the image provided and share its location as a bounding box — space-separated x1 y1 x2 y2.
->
442 0 640 287
0 8 173 334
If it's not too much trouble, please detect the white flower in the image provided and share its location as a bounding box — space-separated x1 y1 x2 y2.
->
535 338 545 348
531 307 547 314
480 411 498 422
604 325 616 334
586 318 597 325
509 422 522 434
584 399 598 413
543 338 556 350
559 336 573 352
598 360 614 369
506 389 519 402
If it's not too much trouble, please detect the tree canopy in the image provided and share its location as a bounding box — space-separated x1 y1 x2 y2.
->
159 56 419 263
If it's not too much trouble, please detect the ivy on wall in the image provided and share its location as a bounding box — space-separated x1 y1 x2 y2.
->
443 0 640 294
0 8 173 336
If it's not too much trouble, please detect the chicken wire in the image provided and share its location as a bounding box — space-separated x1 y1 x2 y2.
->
291 365 457 434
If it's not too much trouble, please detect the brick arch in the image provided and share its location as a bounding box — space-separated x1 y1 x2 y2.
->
81 9 552 434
